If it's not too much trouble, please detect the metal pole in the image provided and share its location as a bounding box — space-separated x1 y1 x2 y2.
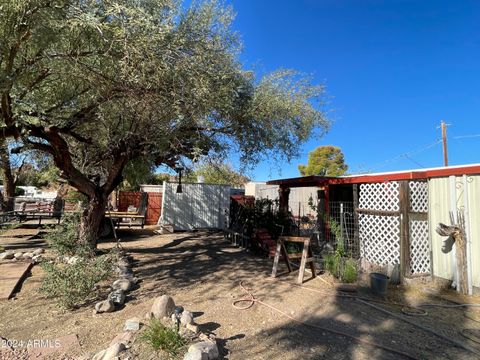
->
463 175 473 295
340 202 344 244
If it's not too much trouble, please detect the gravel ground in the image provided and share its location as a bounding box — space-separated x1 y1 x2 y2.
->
1 228 480 359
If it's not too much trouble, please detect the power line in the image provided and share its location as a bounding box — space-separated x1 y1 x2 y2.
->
353 139 442 173
452 134 480 140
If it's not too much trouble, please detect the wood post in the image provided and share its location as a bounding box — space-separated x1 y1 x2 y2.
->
399 181 411 279
278 186 290 214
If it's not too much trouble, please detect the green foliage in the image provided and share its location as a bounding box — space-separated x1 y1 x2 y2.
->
140 319 186 357
1 0 328 194
63 189 87 204
46 213 91 257
185 161 249 187
342 258 358 283
14 187 25 196
299 146 348 176
40 255 113 309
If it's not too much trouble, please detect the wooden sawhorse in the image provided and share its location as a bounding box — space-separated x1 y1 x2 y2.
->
271 236 316 284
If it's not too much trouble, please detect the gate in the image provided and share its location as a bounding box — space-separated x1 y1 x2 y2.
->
118 191 162 225
408 181 430 275
356 180 430 278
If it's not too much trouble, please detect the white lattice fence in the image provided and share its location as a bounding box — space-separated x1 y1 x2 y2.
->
409 181 428 213
359 182 399 211
358 182 401 266
410 220 430 274
359 214 400 265
408 181 430 275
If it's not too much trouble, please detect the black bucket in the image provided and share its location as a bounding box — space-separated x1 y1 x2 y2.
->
370 272 389 296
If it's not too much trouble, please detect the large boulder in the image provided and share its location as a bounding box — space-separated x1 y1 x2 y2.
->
151 295 175 319
187 340 219 360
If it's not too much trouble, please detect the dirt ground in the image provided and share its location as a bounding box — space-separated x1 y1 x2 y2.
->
1 228 480 359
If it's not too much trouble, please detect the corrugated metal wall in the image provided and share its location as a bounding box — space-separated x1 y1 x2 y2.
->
244 182 318 217
429 175 480 287
159 182 230 231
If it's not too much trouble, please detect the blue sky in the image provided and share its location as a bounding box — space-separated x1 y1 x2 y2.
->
225 0 480 180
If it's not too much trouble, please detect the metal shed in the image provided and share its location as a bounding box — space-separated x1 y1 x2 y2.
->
159 182 230 231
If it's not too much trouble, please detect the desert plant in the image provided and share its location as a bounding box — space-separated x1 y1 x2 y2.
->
342 258 358 283
46 213 92 258
140 319 186 357
40 255 113 309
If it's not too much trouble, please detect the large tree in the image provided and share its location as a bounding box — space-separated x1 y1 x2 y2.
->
1 0 329 247
185 161 249 188
298 145 348 176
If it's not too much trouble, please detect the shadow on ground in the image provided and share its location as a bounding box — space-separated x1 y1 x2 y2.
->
103 229 480 360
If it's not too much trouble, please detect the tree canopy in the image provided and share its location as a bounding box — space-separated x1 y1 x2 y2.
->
298 146 348 177
185 162 249 188
1 0 329 245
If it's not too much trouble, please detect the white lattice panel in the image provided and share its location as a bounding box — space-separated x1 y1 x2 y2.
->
359 214 400 265
359 182 399 211
409 181 428 213
410 220 430 274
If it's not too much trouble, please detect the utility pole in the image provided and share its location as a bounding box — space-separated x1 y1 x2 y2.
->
441 120 449 166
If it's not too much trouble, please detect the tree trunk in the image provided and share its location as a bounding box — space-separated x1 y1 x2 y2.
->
0 139 15 212
78 193 108 249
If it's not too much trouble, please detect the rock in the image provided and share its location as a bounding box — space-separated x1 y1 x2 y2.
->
198 333 209 341
184 349 209 360
186 323 199 334
102 342 126 360
117 259 131 268
115 266 134 276
23 252 34 259
109 331 135 347
123 317 141 332
188 341 219 360
151 295 176 319
0 251 14 260
118 273 138 283
33 248 45 255
112 278 133 292
180 310 194 326
108 289 126 305
145 312 153 319
95 299 115 313
92 349 106 360
14 252 24 260
32 255 43 263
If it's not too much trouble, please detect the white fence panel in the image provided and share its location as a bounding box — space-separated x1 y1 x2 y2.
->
160 182 230 231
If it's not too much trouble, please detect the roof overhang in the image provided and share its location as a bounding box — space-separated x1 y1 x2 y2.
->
266 163 480 187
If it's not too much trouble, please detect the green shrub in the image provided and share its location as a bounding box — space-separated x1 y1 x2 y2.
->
341 258 358 283
140 319 186 357
46 213 92 257
324 253 358 283
40 255 113 309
